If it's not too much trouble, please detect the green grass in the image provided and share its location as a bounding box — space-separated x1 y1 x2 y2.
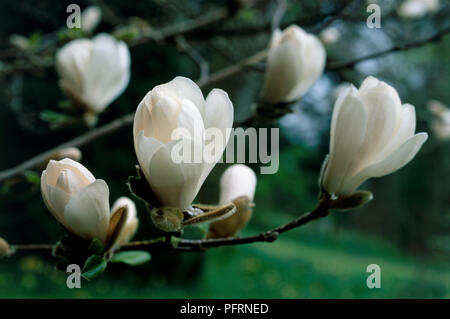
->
0 222 448 298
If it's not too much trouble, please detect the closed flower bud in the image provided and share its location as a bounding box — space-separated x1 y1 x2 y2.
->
207 164 257 238
322 76 428 197
319 27 340 45
397 0 439 19
261 25 326 104
0 237 10 258
428 100 450 141
111 197 139 244
81 6 102 33
133 76 234 211
56 34 130 117
41 158 110 242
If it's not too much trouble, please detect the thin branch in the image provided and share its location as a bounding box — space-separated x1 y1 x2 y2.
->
0 50 267 183
327 25 450 70
12 196 331 254
175 35 209 84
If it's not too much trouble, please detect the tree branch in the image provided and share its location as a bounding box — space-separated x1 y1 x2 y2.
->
327 25 450 70
11 195 331 254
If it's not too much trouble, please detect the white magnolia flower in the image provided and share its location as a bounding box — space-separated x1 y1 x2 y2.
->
41 158 110 241
261 25 326 104
428 100 450 141
219 164 257 204
133 76 234 211
56 34 130 116
111 197 139 244
322 76 428 196
398 0 439 18
81 6 102 33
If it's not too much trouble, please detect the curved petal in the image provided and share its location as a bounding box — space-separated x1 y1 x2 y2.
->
136 131 164 180
133 94 153 149
204 89 234 143
286 33 325 101
177 98 205 143
59 158 96 183
63 179 110 241
261 36 304 104
153 76 205 118
148 142 186 209
355 86 401 169
150 94 181 143
374 103 416 163
323 92 368 195
342 133 428 194
82 34 130 112
56 39 92 100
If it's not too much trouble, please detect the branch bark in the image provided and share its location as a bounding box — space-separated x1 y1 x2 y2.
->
11 195 331 254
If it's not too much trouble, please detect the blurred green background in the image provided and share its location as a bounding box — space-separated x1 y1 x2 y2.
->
0 0 449 298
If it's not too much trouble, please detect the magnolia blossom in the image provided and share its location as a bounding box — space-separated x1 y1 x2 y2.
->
111 197 139 244
133 76 234 211
207 164 257 238
322 76 428 196
41 158 110 241
428 100 450 141
219 164 257 204
56 34 130 116
260 25 326 104
81 6 102 33
397 0 439 18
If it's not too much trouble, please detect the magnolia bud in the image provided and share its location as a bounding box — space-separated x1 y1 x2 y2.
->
428 100 450 141
319 27 340 45
322 76 428 197
56 34 130 117
111 197 139 244
207 164 257 238
397 0 439 19
41 158 110 242
81 6 102 33
0 237 10 258
260 25 325 104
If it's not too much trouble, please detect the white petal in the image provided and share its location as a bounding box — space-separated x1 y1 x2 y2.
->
82 34 130 112
150 94 181 143
219 164 257 204
374 103 416 162
261 35 303 104
323 92 368 195
204 89 234 140
355 85 401 169
177 98 205 143
133 94 154 149
361 133 428 178
286 33 325 101
153 76 205 117
136 131 164 180
148 142 186 208
56 39 91 100
111 197 137 222
63 179 110 241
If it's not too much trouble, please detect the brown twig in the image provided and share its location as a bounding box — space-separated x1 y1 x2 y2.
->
11 196 330 254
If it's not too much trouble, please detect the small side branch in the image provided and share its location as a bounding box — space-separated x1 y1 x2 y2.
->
11 197 331 254
327 25 450 70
